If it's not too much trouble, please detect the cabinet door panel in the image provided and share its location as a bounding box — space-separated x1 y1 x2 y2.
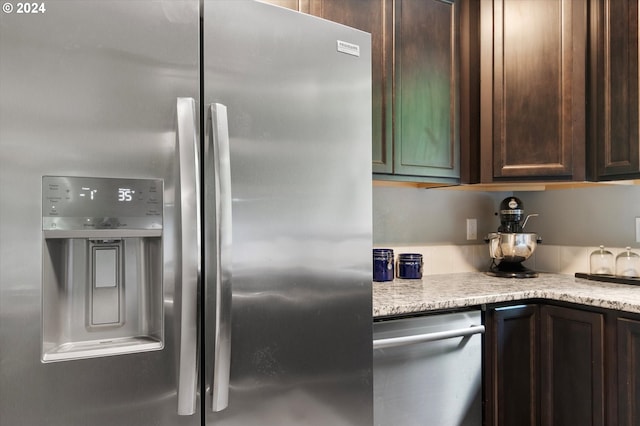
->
486 305 538 426
500 0 562 169
394 0 460 178
482 0 586 181
540 305 605 426
593 0 640 179
617 317 640 426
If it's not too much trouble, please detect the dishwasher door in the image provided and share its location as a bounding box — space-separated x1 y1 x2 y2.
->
373 310 483 426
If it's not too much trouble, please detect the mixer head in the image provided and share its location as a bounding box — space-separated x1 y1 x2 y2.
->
498 196 525 233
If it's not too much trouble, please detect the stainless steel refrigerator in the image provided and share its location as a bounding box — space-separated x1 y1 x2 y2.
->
0 1 373 425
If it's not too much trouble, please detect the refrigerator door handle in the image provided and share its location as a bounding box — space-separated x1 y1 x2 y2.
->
176 97 200 416
206 103 232 412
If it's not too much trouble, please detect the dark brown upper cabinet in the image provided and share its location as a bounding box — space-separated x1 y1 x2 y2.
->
314 0 462 183
480 0 588 182
304 1 393 180
260 0 392 179
262 0 467 184
388 0 461 181
589 0 640 180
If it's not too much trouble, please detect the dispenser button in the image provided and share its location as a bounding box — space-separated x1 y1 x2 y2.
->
94 248 117 288
91 244 122 326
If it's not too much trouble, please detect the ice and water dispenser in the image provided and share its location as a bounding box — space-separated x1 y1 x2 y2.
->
41 176 164 362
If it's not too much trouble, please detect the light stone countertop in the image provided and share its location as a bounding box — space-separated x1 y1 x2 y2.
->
373 272 640 318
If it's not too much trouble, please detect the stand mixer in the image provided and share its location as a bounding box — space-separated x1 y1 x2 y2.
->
485 197 542 278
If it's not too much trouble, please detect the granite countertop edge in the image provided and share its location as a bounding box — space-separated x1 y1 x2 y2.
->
372 272 640 318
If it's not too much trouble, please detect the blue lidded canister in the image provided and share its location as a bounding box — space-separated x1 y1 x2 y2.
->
373 249 395 282
397 253 423 279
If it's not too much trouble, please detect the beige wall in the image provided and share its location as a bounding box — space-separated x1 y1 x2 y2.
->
373 186 508 245
516 185 640 247
373 184 640 273
374 184 640 247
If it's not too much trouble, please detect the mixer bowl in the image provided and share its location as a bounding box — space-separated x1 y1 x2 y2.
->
487 232 541 263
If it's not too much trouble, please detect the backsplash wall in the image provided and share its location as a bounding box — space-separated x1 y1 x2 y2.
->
373 185 506 274
373 185 508 245
518 185 640 274
373 183 640 274
515 184 640 247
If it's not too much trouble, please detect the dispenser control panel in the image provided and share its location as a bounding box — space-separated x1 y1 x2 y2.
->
42 176 163 231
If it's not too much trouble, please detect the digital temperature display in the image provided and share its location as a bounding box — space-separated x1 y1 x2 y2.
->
78 186 136 203
42 176 163 232
80 187 98 200
76 187 135 202
118 188 135 202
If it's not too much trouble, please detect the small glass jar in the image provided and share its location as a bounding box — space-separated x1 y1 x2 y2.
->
397 253 423 279
589 245 614 275
616 247 640 278
373 249 394 282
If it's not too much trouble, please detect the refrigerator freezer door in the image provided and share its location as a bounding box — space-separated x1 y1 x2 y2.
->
203 2 373 425
0 2 199 425
176 97 201 416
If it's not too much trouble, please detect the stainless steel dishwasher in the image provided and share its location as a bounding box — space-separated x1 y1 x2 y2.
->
373 310 484 426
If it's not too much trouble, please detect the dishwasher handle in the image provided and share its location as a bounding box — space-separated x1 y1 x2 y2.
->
373 324 485 350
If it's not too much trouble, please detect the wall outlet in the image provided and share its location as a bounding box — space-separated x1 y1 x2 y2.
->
466 218 477 240
636 217 640 242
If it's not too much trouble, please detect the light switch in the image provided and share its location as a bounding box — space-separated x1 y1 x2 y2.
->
466 218 477 240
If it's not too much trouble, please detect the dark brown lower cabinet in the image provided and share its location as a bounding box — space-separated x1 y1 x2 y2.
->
617 317 640 426
485 303 637 426
540 305 605 426
485 304 539 426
